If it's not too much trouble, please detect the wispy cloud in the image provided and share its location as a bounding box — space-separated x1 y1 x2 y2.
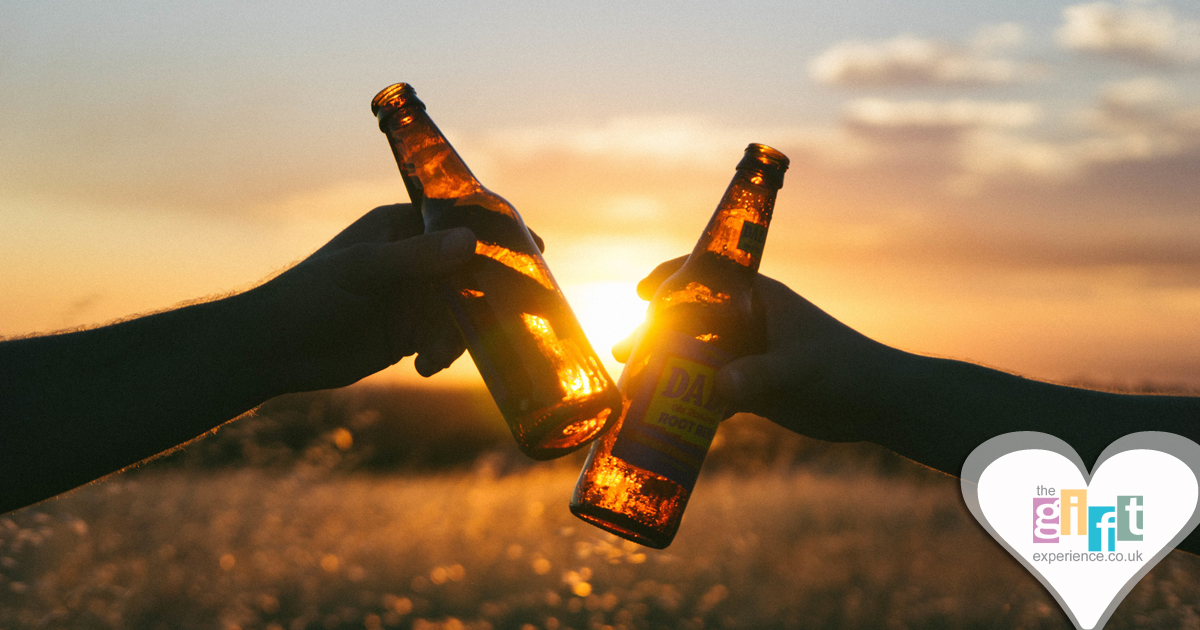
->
1057 2 1200 65
461 116 816 169
843 99 1041 137
809 26 1038 87
971 23 1028 51
826 82 1200 195
1079 77 1200 135
832 99 1064 188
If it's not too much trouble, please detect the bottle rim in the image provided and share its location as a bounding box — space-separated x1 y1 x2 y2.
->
737 143 789 188
743 143 789 169
371 83 426 123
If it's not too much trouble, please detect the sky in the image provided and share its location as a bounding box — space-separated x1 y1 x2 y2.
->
2 0 1199 389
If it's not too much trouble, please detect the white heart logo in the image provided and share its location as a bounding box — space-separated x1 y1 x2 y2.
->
961 432 1200 630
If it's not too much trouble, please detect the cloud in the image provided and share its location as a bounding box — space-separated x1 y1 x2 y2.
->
1056 2 1200 65
838 99 1046 180
1079 77 1200 134
812 88 1200 202
1091 76 1177 122
971 23 1028 51
938 79 1200 211
958 130 1079 183
442 116 848 243
843 99 1041 134
810 28 1036 87
954 121 1195 191
460 116 816 170
1048 77 1200 176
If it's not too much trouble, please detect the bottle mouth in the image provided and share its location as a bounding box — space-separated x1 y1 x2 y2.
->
371 83 425 124
738 143 789 188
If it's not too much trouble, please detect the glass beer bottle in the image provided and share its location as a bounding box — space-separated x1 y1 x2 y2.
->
372 83 622 460
569 143 789 548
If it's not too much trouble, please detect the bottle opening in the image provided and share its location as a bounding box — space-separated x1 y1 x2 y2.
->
371 83 425 126
737 143 789 188
744 143 789 169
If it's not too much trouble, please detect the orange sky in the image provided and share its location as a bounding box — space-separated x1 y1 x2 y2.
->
3 2 1199 390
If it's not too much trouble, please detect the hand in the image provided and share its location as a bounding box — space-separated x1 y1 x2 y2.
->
254 203 476 392
619 257 896 444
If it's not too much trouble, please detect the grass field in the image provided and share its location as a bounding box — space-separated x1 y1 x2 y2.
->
4 465 1200 630
3 386 1199 629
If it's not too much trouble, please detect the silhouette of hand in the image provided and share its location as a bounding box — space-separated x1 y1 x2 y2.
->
256 203 476 391
616 257 894 443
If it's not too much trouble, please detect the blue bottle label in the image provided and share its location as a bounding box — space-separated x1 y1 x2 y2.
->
610 330 731 491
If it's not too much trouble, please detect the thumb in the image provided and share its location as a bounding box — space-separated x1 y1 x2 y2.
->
637 255 688 300
716 353 784 414
331 227 475 295
610 323 647 364
378 227 476 281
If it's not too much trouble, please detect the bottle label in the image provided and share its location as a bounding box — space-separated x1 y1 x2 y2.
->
610 331 731 491
737 221 767 258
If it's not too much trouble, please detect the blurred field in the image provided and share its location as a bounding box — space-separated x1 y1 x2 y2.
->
3 385 1200 630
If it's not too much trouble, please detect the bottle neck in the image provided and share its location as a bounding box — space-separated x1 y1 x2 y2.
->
379 105 483 201
692 167 779 273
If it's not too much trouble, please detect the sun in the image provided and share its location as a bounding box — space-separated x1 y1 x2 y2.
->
561 281 650 380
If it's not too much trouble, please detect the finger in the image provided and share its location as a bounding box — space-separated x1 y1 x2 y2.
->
315 204 418 256
529 229 546 253
611 329 638 363
333 228 475 296
414 307 467 377
715 353 785 415
414 340 465 376
381 228 477 279
424 228 478 272
414 353 437 377
414 346 464 377
636 255 688 300
388 203 426 241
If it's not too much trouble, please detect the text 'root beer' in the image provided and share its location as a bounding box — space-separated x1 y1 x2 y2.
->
372 83 622 460
570 143 790 548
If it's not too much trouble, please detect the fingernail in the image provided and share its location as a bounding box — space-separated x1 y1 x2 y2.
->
441 228 475 259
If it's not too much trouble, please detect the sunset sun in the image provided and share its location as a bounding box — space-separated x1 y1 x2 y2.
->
561 281 650 379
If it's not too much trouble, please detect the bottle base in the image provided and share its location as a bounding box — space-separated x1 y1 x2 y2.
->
569 503 674 549
567 413 688 549
513 396 620 460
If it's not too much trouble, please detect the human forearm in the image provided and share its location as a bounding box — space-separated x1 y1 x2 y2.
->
866 350 1200 476
0 206 475 513
862 350 1200 555
0 289 282 512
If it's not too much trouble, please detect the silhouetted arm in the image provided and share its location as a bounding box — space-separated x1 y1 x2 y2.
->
842 350 1200 480
0 291 282 512
0 204 474 513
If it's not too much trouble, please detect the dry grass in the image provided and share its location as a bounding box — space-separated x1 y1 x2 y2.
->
4 383 1199 629
3 463 1200 630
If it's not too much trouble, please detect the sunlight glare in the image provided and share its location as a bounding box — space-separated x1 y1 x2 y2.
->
561 282 648 379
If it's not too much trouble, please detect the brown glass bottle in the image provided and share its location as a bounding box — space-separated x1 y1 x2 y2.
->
372 83 622 460
569 143 789 547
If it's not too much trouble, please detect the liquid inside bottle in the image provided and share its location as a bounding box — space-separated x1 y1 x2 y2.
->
373 83 623 459
570 143 789 547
